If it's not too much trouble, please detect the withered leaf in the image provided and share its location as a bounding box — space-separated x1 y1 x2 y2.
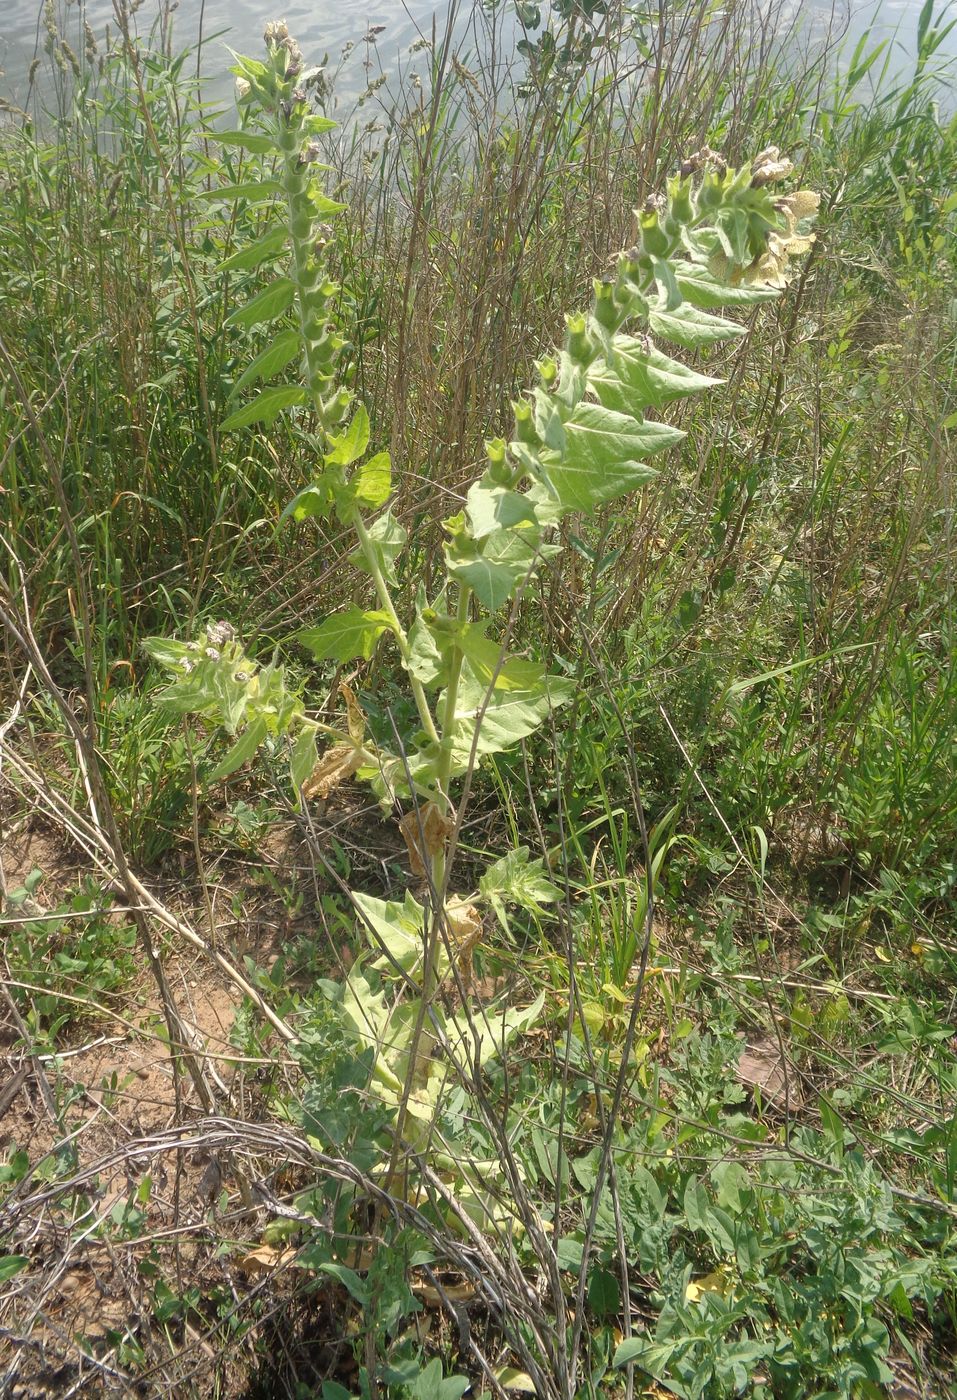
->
737 1033 798 1108
303 742 364 800
399 802 451 878
339 680 366 744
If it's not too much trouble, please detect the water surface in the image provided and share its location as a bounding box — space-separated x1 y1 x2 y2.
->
1 0 953 110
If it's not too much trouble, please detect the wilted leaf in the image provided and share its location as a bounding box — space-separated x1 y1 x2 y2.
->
236 1245 298 1277
399 803 451 878
736 1034 795 1107
339 681 366 744
303 743 364 800
445 897 483 954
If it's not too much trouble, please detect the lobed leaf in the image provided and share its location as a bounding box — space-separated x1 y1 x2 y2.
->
588 338 723 411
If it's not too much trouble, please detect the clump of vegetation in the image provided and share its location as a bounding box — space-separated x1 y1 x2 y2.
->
0 2 956 1397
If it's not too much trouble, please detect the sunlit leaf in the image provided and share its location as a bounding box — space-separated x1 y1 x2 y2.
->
226 277 296 329
207 716 268 781
221 384 305 430
214 129 280 154
217 227 287 273
298 606 396 663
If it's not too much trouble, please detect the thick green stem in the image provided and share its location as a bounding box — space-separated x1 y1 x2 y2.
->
348 509 440 746
435 584 472 807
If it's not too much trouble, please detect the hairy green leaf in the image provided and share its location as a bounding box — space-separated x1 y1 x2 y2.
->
231 329 301 396
208 715 268 781
648 299 745 348
541 403 667 512
298 606 396 663
199 179 282 202
446 528 543 612
407 610 448 688
353 890 441 977
214 129 280 154
227 277 296 330
352 450 392 509
326 404 370 467
588 338 723 411
352 512 407 586
676 264 779 308
221 384 305 430
480 847 560 930
448 664 574 764
290 725 318 794
141 637 192 669
216 227 287 274
458 627 548 693
281 477 336 524
466 480 539 540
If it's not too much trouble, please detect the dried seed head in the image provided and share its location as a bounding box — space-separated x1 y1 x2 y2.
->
264 19 290 46
61 40 81 77
264 19 303 75
679 145 725 178
751 146 794 187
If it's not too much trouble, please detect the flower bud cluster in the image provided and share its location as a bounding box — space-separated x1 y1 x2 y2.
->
264 19 303 78
237 26 351 434
490 150 807 497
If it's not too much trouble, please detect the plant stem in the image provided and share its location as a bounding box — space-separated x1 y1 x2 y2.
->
348 508 440 745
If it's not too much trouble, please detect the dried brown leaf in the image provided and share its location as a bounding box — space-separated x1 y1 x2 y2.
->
736 1033 797 1107
339 680 366 745
303 743 364 800
236 1244 298 1277
399 802 451 878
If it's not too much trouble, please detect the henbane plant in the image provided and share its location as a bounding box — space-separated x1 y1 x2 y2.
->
144 24 818 1127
